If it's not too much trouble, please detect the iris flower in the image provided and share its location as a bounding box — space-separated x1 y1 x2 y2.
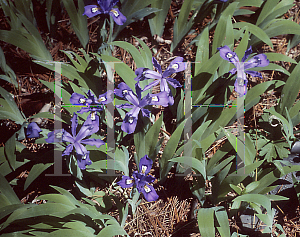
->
45 129 66 143
45 113 104 169
115 82 168 134
134 57 186 105
117 155 159 202
218 45 269 97
46 113 104 169
76 151 92 170
61 113 104 156
83 0 126 25
70 90 113 114
26 122 41 138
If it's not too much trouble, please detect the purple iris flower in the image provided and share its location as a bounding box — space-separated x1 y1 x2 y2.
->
70 90 113 114
60 113 104 169
26 122 42 138
217 45 269 97
115 83 169 133
115 83 149 134
83 0 126 25
117 155 159 202
70 90 100 114
45 129 65 143
134 57 186 105
96 90 114 105
76 151 92 170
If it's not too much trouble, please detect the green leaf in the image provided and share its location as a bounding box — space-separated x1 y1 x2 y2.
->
75 180 93 197
62 0 89 48
160 120 186 179
234 9 255 16
134 128 145 161
233 194 272 215
169 156 206 179
192 54 223 104
145 114 163 161
264 52 297 64
197 208 215 237
109 41 147 68
133 36 153 69
47 227 94 237
252 19 300 46
279 62 300 115
212 2 239 54
258 4 294 30
114 146 130 176
244 181 261 194
230 184 242 195
195 27 209 75
99 55 136 90
254 63 290 76
245 80 282 112
0 17 52 61
0 47 18 87
35 60 89 90
0 86 25 124
223 128 254 166
256 0 280 25
237 0 263 8
112 0 160 41
24 163 53 190
96 222 129 237
0 203 24 220
171 0 197 52
38 194 77 208
215 207 231 237
63 50 87 72
208 155 235 177
49 185 80 206
29 112 62 122
148 0 172 37
234 30 249 60
4 133 16 170
0 173 20 205
233 22 273 48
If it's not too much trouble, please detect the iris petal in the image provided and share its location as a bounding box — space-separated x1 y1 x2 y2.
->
26 122 41 138
139 155 153 175
77 152 92 170
117 176 134 188
81 138 105 147
109 8 126 25
152 57 162 74
141 185 159 202
83 5 103 18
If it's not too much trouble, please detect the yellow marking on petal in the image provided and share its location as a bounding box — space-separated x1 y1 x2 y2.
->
98 97 106 102
91 111 96 120
152 96 158 102
79 98 86 104
141 165 147 174
144 185 151 193
55 132 62 139
110 9 119 17
172 64 179 69
91 7 100 13
226 53 233 58
128 116 134 124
